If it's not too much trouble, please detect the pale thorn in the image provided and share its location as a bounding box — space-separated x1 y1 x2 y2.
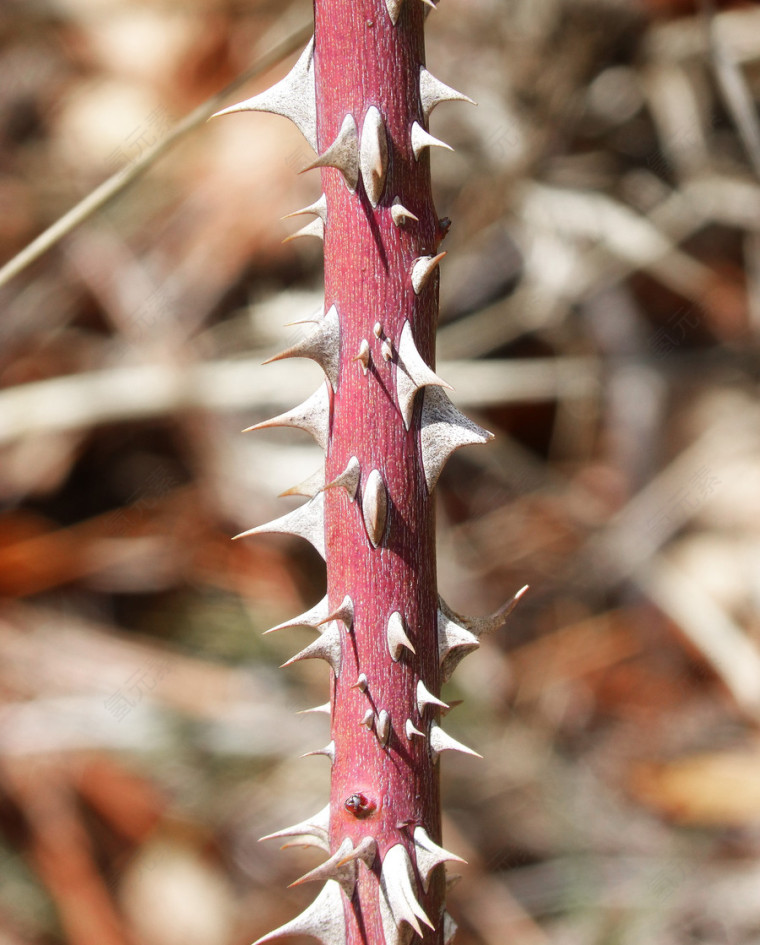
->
429 723 482 762
379 844 435 938
289 838 356 897
387 611 416 662
317 595 354 631
391 197 419 227
362 468 388 548
259 803 330 846
405 719 425 740
442 584 529 639
280 834 330 853
353 338 371 375
442 911 457 945
416 679 449 714
412 827 467 892
381 339 394 361
420 386 493 493
419 67 476 121
421 0 437 7
352 673 368 692
253 879 346 945
283 193 327 222
360 105 388 207
264 595 329 634
262 304 340 390
279 466 325 499
373 322 383 338
211 38 318 151
234 492 326 560
411 252 446 295
410 121 453 161
301 740 336 763
396 320 452 429
384 0 404 25
323 456 361 501
283 621 342 676
336 835 377 869
376 709 391 746
437 606 480 682
360 709 375 729
303 113 359 191
282 217 324 243
243 381 331 450
297 702 331 716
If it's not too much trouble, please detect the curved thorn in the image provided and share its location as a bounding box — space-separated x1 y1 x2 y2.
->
442 585 529 639
253 879 346 945
323 455 361 500
303 113 359 191
411 252 446 294
352 673 368 692
336 835 377 869
405 718 425 740
301 739 336 762
412 827 467 892
438 604 480 682
262 305 340 390
416 679 449 714
265 595 329 634
353 339 371 375
411 120 453 160
419 67 476 121
259 803 330 846
360 709 375 729
243 382 331 450
283 217 324 243
391 196 419 227
396 320 453 429
279 466 325 499
317 595 354 631
387 611 416 662
283 193 327 222
373 322 383 338
420 386 492 493
283 622 342 676
212 38 318 152
290 838 356 897
429 723 482 762
360 105 388 207
379 844 434 938
234 492 326 560
362 468 388 548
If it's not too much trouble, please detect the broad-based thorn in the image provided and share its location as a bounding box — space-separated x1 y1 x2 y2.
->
411 120 453 160
411 252 446 295
303 113 359 191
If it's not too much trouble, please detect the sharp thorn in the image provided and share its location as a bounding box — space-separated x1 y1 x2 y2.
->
387 611 416 662
289 838 356 897
265 595 329 635
283 193 327 222
336 835 377 869
429 723 482 762
301 739 336 762
373 322 383 338
303 113 359 191
391 197 419 227
419 67 476 121
381 339 394 361
243 382 331 450
253 879 346 945
296 702 331 716
412 827 466 892
353 339 371 374
317 595 354 631
283 217 324 243
234 492 326 560
396 319 452 429
360 709 375 728
411 120 453 160
323 455 361 500
379 844 434 940
411 252 446 294
420 386 492 493
261 305 340 390
279 466 325 499
283 621 342 676
406 719 425 740
376 709 391 746
259 803 330 846
438 604 480 682
352 673 368 692
417 679 449 714
384 0 404 25
360 105 388 207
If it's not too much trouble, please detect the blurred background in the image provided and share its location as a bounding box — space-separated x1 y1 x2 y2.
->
1 0 760 942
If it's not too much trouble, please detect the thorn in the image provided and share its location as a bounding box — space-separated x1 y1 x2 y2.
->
360 709 374 729
290 838 356 897
396 320 452 429
283 193 327 222
411 252 446 294
429 723 482 762
302 740 336 763
279 466 325 499
411 120 453 161
391 197 419 227
419 67 476 121
253 879 346 945
420 386 493 493
297 702 331 716
446 584 529 639
265 595 329 634
406 719 425 740
443 911 458 945
373 322 383 338
362 468 388 548
262 305 340 391
420 0 437 9
438 605 480 682
416 679 449 714
360 105 388 207
259 803 330 848
379 844 434 940
412 827 466 892
352 673 368 692
283 622 342 676
336 835 377 869
303 113 359 191
381 339 394 362
376 709 391 746
384 0 404 24
243 382 331 450
212 38 318 152
323 456 360 500
387 611 416 662
318 595 354 631
234 492 326 559
353 339 371 374
283 217 324 243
